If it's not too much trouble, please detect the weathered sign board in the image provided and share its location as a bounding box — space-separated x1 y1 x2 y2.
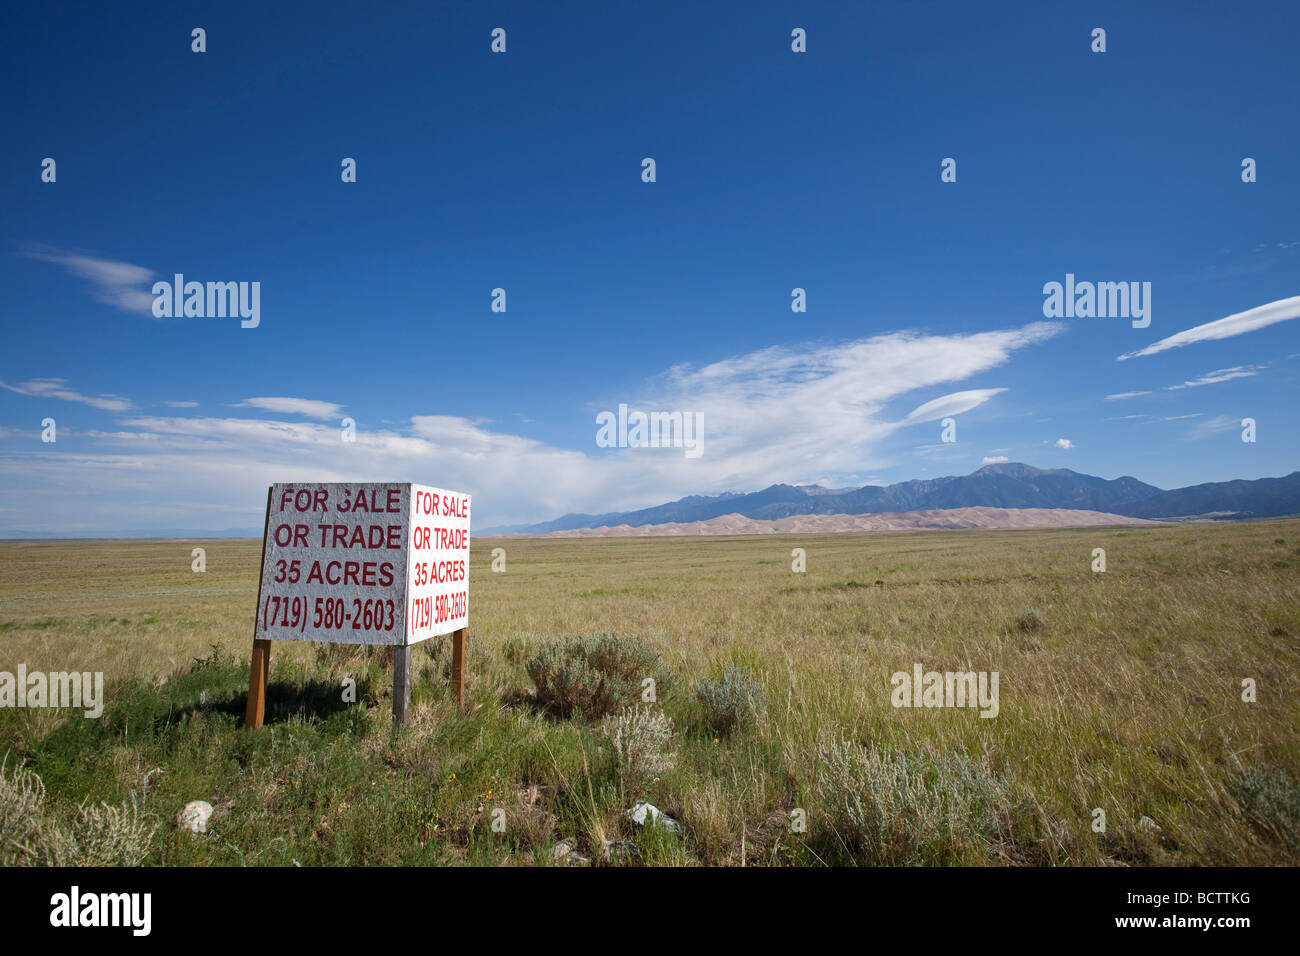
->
245 482 471 728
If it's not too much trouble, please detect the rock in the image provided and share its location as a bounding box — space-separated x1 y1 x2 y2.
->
626 802 682 834
553 840 589 865
177 800 214 834
601 839 640 862
1137 815 1160 833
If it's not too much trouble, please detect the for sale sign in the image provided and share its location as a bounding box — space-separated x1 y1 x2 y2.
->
256 482 470 645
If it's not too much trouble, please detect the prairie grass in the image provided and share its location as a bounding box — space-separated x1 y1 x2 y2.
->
0 520 1297 865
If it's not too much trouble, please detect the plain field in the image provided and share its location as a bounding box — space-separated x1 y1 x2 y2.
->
0 521 1297 865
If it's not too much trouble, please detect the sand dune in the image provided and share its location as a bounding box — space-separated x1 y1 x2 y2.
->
504 507 1161 538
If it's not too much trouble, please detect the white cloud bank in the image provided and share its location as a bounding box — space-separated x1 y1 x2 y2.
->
0 322 1063 533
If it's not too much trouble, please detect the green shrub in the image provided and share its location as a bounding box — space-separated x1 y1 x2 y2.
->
1233 764 1300 848
525 633 670 720
817 740 1021 865
695 667 767 735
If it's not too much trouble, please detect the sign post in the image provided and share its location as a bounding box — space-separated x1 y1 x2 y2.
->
245 482 471 728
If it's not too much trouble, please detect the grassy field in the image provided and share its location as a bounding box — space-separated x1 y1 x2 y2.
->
1 521 1298 866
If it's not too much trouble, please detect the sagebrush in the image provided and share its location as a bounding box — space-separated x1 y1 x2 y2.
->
525 633 671 720
817 739 1022 865
600 706 676 791
694 666 767 736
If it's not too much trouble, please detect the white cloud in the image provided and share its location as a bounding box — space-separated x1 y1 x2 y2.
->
164 401 198 408
1166 365 1265 390
233 397 344 420
23 247 156 315
1104 390 1152 401
0 322 1063 532
1189 415 1242 439
901 388 1007 425
981 455 1009 464
1117 295 1300 360
0 378 134 412
1055 438 1073 449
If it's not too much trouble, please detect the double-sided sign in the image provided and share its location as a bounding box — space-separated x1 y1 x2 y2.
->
256 482 471 646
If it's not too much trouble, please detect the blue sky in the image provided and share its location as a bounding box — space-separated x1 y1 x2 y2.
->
2 0 1298 534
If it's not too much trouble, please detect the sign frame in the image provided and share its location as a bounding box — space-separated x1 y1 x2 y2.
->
243 483 471 728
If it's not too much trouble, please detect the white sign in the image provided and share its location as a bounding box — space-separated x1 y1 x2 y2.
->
256 482 470 645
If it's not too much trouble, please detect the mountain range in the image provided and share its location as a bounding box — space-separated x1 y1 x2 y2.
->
481 463 1300 534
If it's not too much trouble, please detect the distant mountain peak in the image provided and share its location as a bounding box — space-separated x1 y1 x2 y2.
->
481 463 1298 535
973 462 1070 478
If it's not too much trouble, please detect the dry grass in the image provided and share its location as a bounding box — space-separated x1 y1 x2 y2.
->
0 520 1297 865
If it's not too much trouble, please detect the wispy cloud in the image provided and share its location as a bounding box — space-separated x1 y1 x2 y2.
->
1055 438 1074 449
0 378 133 412
1117 295 1300 360
1106 364 1267 402
981 455 1009 464
1135 413 1204 425
1166 365 1266 390
1104 390 1152 401
22 246 155 315
232 397 344 420
1189 415 1242 439
163 401 198 408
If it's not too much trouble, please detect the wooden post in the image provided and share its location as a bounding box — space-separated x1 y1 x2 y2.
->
452 627 467 711
245 639 271 729
393 643 411 726
245 487 274 730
